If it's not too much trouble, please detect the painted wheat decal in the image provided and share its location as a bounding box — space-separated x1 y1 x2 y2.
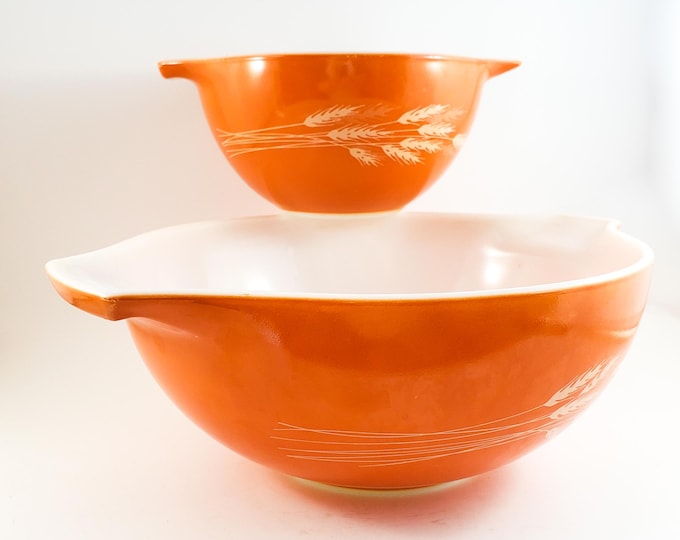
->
328 125 391 141
272 355 622 467
217 103 465 166
397 104 450 124
303 105 362 127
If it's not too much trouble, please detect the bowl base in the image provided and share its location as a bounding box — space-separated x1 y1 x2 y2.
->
287 475 471 496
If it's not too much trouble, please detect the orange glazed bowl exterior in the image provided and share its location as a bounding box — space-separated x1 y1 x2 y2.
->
158 54 519 213
46 213 652 489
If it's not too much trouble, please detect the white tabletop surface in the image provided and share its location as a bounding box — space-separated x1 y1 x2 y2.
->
2 302 679 539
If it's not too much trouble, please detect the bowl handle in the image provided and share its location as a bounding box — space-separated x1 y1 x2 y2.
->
486 60 521 78
158 60 197 81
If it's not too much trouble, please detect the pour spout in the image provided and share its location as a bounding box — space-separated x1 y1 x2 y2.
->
486 60 521 79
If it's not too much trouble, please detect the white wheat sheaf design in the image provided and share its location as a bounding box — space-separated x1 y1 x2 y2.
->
217 103 465 166
271 355 622 467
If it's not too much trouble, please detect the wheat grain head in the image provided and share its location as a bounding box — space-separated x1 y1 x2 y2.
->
304 105 363 127
349 147 381 166
398 104 450 124
382 144 423 164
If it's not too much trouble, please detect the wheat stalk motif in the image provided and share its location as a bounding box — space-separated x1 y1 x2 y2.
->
349 148 381 166
271 355 622 467
217 103 466 166
400 137 442 153
303 105 363 127
417 122 455 137
381 144 422 164
543 361 614 407
397 104 450 124
328 125 391 142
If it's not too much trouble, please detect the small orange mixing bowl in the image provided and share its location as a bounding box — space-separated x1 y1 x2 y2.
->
46 213 652 489
158 54 519 213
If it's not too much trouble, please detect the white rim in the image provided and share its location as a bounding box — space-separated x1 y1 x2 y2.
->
45 212 654 302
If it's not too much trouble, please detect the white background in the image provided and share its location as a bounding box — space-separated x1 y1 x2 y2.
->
1 1 679 538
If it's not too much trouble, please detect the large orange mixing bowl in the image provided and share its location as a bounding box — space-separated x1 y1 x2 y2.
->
46 213 652 489
158 54 519 213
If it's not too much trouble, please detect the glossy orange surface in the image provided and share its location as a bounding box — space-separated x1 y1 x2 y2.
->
49 269 651 489
159 54 519 213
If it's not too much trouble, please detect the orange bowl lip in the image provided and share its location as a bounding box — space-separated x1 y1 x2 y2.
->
45 213 653 304
158 51 521 68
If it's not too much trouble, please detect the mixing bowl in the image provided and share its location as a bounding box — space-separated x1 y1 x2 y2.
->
46 213 652 489
158 54 519 213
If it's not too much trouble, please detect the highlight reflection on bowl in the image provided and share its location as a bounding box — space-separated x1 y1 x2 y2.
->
46 213 652 489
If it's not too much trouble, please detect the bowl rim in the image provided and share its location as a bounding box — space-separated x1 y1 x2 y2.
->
45 212 654 303
157 52 522 78
158 51 520 60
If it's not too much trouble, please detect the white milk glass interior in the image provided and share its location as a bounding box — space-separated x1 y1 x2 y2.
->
47 214 652 298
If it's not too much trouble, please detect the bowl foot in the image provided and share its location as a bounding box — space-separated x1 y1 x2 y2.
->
287 476 470 497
